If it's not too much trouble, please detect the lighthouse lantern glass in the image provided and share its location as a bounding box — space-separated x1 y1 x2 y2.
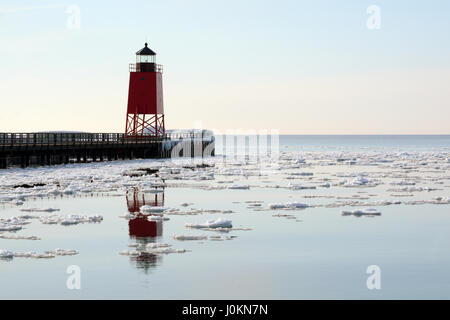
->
137 54 155 63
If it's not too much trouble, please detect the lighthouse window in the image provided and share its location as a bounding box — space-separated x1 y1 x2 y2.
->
137 55 155 63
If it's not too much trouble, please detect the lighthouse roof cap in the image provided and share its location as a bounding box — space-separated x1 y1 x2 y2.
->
136 43 156 56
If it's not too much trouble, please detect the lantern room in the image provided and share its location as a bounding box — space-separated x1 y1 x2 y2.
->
134 43 160 72
136 43 156 63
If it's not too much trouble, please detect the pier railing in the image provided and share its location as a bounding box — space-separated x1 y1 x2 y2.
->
0 132 199 150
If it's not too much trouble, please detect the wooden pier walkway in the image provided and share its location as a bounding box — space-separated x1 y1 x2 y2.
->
0 132 214 169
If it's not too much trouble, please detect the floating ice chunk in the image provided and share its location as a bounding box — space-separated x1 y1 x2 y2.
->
0 224 22 232
341 208 381 217
290 171 313 176
20 208 60 212
389 186 438 192
140 205 167 214
46 249 78 256
351 176 369 185
12 251 36 258
341 175 379 187
119 250 141 256
39 214 103 225
268 202 309 210
59 218 79 225
146 243 171 249
147 247 186 254
198 227 251 232
288 183 316 190
390 181 416 186
268 204 285 209
430 197 450 204
228 185 250 190
28 252 55 259
47 188 61 196
88 215 103 222
0 250 14 259
62 188 76 195
39 215 59 224
272 213 296 218
0 234 40 240
16 214 38 219
147 216 170 221
0 217 29 226
185 218 232 229
119 213 135 219
173 235 208 241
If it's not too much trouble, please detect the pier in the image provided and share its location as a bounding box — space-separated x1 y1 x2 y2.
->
0 132 215 169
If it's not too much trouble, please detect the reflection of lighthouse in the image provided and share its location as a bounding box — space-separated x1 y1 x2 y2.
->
126 188 164 238
125 188 166 273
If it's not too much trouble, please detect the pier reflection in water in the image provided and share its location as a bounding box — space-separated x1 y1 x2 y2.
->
125 187 165 273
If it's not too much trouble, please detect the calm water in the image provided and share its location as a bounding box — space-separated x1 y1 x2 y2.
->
215 135 450 153
278 135 450 151
1 135 449 299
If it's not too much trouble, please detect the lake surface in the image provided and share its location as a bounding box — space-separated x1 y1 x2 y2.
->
1 135 449 299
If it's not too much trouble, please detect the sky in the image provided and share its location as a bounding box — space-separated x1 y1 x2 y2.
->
0 0 449 134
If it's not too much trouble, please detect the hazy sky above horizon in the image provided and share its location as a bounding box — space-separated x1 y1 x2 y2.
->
1 0 449 134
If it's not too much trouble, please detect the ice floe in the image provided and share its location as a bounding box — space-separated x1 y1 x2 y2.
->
147 247 186 254
0 250 14 259
0 234 40 240
0 224 22 232
227 184 250 190
120 242 186 256
288 183 317 190
185 218 233 229
341 208 381 217
1 249 78 260
268 202 309 210
140 205 167 214
173 235 208 241
47 249 78 256
39 214 103 225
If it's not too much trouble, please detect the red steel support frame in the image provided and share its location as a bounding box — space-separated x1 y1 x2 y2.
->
125 113 165 137
125 64 165 137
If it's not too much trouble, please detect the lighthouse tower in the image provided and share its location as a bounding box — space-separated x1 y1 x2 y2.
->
125 43 165 137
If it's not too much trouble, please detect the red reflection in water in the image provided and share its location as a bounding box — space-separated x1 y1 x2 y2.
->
126 188 164 213
129 215 163 238
124 187 166 272
126 187 164 237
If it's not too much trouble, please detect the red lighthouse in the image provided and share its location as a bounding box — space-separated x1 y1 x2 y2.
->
125 43 165 137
